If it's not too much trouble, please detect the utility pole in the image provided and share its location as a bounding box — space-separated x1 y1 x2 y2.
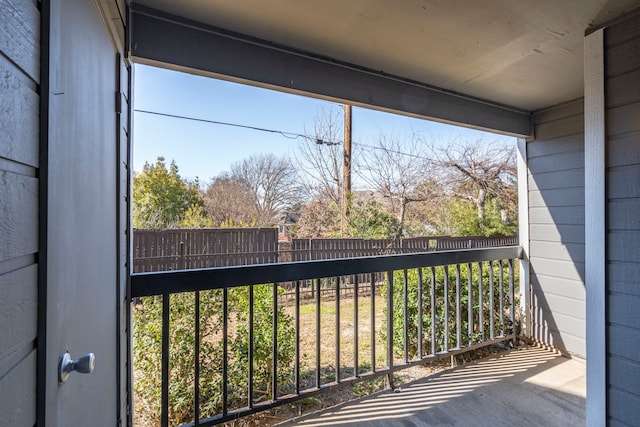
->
342 104 352 236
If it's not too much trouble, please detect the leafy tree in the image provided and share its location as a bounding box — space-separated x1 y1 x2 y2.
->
443 198 517 236
424 197 517 237
180 205 215 228
133 157 203 228
347 198 401 239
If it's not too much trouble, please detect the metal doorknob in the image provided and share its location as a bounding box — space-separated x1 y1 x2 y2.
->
59 351 95 384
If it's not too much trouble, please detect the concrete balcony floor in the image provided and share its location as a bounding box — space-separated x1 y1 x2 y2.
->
281 346 585 427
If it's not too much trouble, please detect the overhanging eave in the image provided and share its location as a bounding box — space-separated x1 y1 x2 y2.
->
129 4 533 138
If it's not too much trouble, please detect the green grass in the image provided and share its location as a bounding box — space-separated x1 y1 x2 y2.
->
283 293 388 389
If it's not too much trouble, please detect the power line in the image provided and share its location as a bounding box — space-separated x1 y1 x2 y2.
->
135 108 312 141
353 142 431 161
134 108 430 159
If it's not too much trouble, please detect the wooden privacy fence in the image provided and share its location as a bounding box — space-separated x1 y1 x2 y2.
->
279 235 518 261
277 235 518 299
133 229 518 274
432 235 519 250
133 228 278 273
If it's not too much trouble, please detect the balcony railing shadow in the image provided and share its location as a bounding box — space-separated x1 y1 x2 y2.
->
131 246 523 427
280 345 585 426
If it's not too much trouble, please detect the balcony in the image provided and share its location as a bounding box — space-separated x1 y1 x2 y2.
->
282 345 585 426
130 246 585 426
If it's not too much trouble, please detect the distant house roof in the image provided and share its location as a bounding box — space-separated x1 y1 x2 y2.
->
271 211 300 225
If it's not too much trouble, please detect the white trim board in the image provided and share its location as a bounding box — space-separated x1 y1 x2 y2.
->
584 28 606 427
517 137 531 338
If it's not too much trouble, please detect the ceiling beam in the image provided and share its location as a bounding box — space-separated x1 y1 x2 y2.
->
129 4 532 137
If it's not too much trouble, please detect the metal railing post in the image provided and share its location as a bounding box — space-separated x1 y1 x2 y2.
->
403 269 409 363
315 278 321 388
295 280 300 395
430 267 436 355
444 265 449 352
499 260 505 336
509 259 516 342
467 263 473 345
272 283 279 401
222 288 228 415
417 268 423 359
489 261 495 340
161 293 169 427
248 286 254 408
370 274 376 373
335 277 341 382
194 291 201 423
354 275 359 377
455 264 461 349
478 262 484 341
386 270 394 389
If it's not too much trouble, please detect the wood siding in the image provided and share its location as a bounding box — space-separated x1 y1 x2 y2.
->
605 12 640 425
528 98 586 357
0 0 39 424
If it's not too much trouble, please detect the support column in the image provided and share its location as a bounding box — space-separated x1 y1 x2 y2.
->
517 138 530 340
584 28 606 427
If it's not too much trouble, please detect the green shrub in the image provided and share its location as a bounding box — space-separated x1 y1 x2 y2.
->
133 285 295 426
382 261 518 359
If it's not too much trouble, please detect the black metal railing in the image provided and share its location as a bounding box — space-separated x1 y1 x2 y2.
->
131 246 523 427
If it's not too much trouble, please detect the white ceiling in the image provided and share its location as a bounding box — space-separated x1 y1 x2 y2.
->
135 0 638 111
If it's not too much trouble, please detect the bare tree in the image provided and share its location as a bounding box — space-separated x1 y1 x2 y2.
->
202 173 256 227
431 140 517 229
296 197 341 238
356 132 438 237
293 106 347 236
230 153 302 226
295 106 344 205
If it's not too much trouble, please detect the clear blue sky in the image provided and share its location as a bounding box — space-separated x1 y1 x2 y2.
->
133 64 515 186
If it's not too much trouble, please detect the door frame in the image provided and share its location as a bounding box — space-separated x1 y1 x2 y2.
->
37 0 131 425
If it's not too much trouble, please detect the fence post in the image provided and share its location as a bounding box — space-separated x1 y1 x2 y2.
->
179 241 185 270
